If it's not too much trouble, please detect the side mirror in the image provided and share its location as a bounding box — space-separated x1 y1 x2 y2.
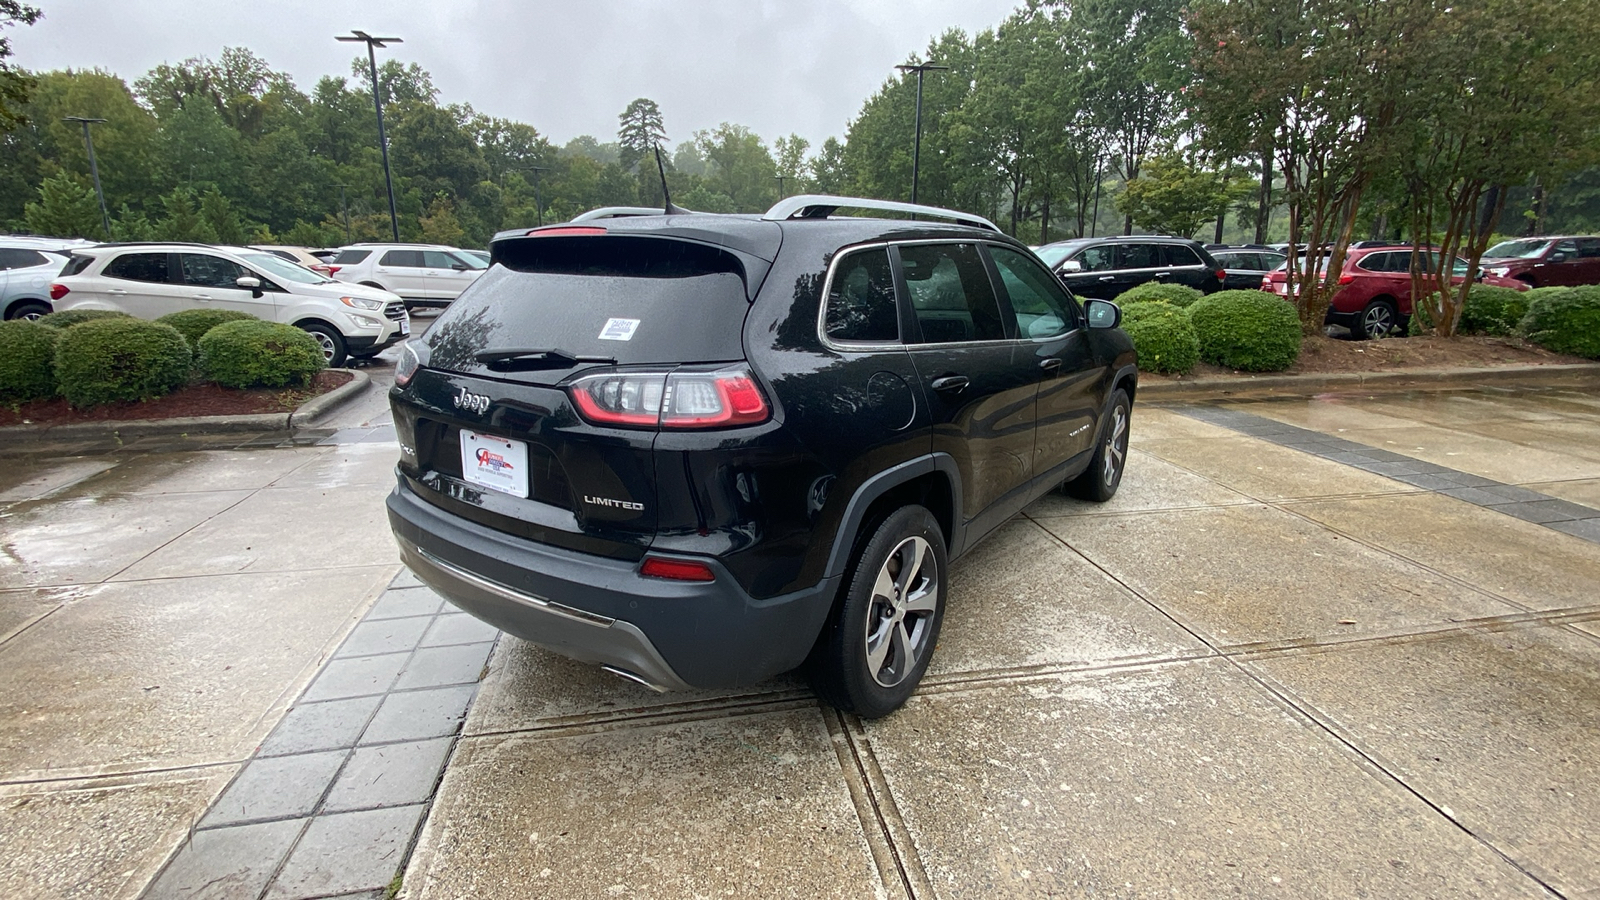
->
451 263 468 271
1549 251 1568 263
1061 259 1084 274
1085 298 1122 330
235 275 263 297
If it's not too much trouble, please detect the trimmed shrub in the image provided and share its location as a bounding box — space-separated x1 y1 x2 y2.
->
0 320 62 404
1122 303 1200 375
157 309 256 347
1115 281 1205 308
1188 290 1303 372
1120 299 1180 323
36 308 131 329
1458 285 1532 336
54 319 191 408
1518 286 1600 359
197 319 326 389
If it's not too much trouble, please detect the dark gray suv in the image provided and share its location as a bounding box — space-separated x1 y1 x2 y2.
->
1036 235 1227 299
386 196 1138 717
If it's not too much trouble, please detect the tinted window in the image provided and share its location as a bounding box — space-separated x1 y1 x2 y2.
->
381 249 425 267
181 254 249 288
1575 238 1600 259
1161 244 1203 267
1359 252 1407 273
1212 251 1243 268
1116 243 1160 269
62 254 94 277
0 248 48 270
825 247 899 344
1073 246 1114 272
989 245 1074 339
425 236 751 380
103 252 172 283
267 249 296 261
898 243 1006 344
332 249 372 265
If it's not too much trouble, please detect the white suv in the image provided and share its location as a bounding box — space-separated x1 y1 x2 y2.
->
48 243 410 366
327 243 487 310
2 237 93 320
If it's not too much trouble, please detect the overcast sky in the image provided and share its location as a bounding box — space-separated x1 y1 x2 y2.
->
12 0 1021 150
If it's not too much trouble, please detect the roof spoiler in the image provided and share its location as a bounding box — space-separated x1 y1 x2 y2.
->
763 195 1000 232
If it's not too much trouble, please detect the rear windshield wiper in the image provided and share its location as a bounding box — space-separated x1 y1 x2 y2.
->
474 348 617 371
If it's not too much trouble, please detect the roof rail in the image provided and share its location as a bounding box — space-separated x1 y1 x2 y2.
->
570 206 696 222
762 195 1000 233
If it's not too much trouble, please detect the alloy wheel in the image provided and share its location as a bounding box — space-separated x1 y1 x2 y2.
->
863 535 939 688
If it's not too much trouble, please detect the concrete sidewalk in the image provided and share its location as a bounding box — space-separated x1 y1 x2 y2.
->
1 383 1597 898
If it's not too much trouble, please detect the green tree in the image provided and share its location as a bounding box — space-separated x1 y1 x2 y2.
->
809 137 848 194
0 0 41 131
1118 153 1244 239
23 172 103 237
151 187 217 242
773 134 810 196
419 194 466 245
616 97 667 172
199 188 248 244
695 123 778 212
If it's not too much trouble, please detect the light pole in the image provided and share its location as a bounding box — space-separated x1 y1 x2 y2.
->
775 174 787 199
334 183 351 242
337 30 403 242
62 116 111 239
893 61 948 206
523 165 549 227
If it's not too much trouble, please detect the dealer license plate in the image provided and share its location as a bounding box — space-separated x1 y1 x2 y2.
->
460 429 529 498
399 317 411 335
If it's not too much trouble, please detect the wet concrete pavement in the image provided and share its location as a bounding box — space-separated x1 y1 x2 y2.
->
2 378 1598 899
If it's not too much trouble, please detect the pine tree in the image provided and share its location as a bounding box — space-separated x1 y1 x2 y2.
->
23 173 104 238
616 98 667 172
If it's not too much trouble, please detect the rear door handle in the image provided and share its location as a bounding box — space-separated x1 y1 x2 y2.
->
1098 275 1116 281
1154 271 1172 277
195 294 214 301
1039 358 1063 373
930 375 969 393
106 288 127 295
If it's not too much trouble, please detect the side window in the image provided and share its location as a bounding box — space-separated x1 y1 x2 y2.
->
1357 252 1393 273
380 249 424 267
1116 243 1160 270
103 253 172 283
1262 252 1287 271
1074 246 1114 272
180 254 248 289
0 248 48 270
1161 244 1203 267
1574 238 1600 259
422 250 458 269
825 247 899 344
332 249 372 265
989 245 1075 339
898 243 1006 344
1554 239 1578 258
1212 251 1240 269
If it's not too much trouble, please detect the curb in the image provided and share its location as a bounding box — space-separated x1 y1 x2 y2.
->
0 369 371 446
1137 363 1600 402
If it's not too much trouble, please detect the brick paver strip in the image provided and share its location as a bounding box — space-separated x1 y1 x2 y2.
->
142 574 498 900
1175 405 1600 544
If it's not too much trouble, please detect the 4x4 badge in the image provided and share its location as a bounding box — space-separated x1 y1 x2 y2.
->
452 387 489 414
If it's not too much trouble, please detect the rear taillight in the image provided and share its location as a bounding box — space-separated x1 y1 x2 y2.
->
1338 274 1355 285
639 556 716 582
312 264 340 275
49 283 68 300
527 226 607 237
1215 269 1227 282
568 365 771 430
394 341 423 387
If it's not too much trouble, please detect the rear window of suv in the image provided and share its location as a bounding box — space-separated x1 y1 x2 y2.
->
424 235 752 378
332 249 373 265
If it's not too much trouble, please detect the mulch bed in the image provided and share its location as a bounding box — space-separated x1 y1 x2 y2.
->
1148 334 1589 382
1 370 354 428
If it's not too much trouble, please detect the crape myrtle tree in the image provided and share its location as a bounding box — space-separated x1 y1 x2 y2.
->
1395 0 1600 335
1188 0 1428 332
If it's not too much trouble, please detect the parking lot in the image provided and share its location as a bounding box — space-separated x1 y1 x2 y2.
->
2 381 1598 899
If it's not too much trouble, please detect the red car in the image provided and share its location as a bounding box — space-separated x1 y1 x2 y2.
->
1261 246 1529 339
1480 236 1600 288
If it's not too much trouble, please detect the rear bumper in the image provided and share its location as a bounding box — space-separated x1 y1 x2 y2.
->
386 475 839 690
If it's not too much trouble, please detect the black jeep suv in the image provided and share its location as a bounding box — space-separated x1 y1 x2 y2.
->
1035 235 1226 300
385 196 1138 717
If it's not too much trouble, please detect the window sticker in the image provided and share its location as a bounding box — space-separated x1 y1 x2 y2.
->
598 318 641 341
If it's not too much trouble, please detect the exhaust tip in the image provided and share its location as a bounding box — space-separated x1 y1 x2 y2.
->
602 665 668 693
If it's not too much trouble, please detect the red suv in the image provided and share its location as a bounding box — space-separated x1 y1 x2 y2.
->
1480 236 1600 288
1262 246 1529 339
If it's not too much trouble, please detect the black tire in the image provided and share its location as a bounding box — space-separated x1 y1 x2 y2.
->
5 301 50 321
807 505 947 718
300 322 348 367
1065 389 1131 502
1354 299 1399 340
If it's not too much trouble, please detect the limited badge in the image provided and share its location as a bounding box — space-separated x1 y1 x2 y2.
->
598 318 640 341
